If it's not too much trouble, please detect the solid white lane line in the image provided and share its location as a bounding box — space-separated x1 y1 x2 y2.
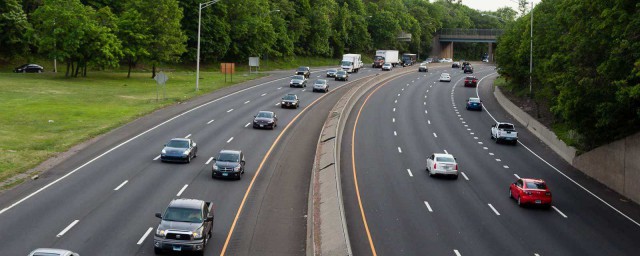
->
514 174 521 179
227 137 234 143
57 220 79 237
205 157 213 165
245 122 251 127
261 93 267 96
424 201 433 212
153 155 161 161
398 147 402 153
488 204 501 216
433 133 438 138
185 134 192 138
392 118 396 123
227 109 234 113
407 169 413 177
503 165 509 168
461 172 469 180
444 150 449 154
454 250 462 256
176 184 188 197
114 180 128 191
207 119 214 124
496 159 501 162
244 100 250 104
394 131 397 136
137 227 153 245
552 206 568 218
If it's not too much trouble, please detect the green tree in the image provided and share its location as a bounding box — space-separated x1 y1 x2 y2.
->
178 0 230 63
0 0 33 61
117 7 149 78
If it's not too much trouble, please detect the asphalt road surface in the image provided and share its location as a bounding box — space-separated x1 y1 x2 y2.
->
0 67 377 255
340 63 640 256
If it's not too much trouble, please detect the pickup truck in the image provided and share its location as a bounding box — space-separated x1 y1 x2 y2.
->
154 198 214 255
491 122 518 145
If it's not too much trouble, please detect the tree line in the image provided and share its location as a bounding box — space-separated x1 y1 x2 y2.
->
0 0 513 77
495 0 640 150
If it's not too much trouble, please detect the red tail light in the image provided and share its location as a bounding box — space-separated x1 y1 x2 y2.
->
455 164 458 170
546 192 552 196
434 163 437 170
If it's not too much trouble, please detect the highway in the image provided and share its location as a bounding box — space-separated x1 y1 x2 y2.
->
0 67 376 255
340 63 640 255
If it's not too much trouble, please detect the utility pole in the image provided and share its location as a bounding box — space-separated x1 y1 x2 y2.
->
196 0 221 91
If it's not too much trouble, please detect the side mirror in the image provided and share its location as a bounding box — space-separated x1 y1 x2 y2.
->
155 213 162 219
212 157 216 161
241 160 246 164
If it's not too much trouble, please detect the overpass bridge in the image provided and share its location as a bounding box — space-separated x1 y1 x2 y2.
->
430 28 504 62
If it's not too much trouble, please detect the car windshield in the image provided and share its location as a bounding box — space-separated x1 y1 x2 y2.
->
469 98 480 103
328 69 337 72
297 67 307 72
217 152 240 162
283 95 296 100
315 80 326 85
466 76 476 80
167 140 189 148
257 112 273 118
525 181 547 189
383 64 391 66
341 61 352 66
436 156 455 163
163 207 202 223
337 71 346 75
498 124 515 130
292 75 304 80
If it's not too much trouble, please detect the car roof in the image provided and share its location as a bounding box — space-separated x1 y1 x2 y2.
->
433 153 455 158
29 248 76 256
468 97 480 101
170 138 190 142
521 178 545 183
315 79 326 82
258 110 274 114
285 93 297 96
466 76 477 79
219 149 241 155
168 198 204 209
441 73 450 76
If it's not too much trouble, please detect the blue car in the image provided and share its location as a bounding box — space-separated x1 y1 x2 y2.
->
160 138 198 163
466 97 483 111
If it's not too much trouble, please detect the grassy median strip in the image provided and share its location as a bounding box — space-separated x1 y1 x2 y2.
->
0 71 263 185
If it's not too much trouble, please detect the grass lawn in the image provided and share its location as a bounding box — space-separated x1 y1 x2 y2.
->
0 70 264 186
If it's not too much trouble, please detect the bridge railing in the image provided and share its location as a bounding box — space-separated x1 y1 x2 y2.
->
438 28 504 38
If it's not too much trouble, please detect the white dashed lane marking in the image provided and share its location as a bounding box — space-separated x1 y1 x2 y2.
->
503 165 509 169
227 137 234 143
394 131 397 136
514 173 520 179
398 147 402 153
137 227 153 245
424 201 433 212
245 122 251 127
176 184 188 197
454 250 462 256
57 220 79 237
433 133 438 138
207 119 214 124
114 180 128 191
552 206 568 218
153 155 161 161
461 172 469 180
392 118 396 123
261 93 267 96
185 134 192 138
227 109 234 113
205 157 213 165
488 204 501 216
407 169 413 177
244 100 250 104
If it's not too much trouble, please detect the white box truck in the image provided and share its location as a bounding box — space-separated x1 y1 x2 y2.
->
372 50 399 68
341 54 363 73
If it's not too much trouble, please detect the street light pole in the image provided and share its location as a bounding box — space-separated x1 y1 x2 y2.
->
196 0 221 91
529 1 533 97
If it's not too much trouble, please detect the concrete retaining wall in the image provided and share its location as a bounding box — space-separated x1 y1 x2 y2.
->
573 132 640 204
493 85 640 205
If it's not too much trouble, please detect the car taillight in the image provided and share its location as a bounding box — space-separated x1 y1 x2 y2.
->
546 192 552 196
454 164 458 170
434 163 437 170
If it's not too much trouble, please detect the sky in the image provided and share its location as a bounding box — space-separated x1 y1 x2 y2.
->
461 0 540 13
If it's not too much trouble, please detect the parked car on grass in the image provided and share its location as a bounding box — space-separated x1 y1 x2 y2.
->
14 64 44 73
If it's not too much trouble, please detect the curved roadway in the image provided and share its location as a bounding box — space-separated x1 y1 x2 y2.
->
341 63 640 255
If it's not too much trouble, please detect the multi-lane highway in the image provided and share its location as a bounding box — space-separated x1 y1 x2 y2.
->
0 67 377 255
340 64 640 255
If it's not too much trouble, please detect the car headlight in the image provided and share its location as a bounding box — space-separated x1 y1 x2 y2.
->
213 165 219 171
161 149 166 154
267 120 274 123
182 150 190 155
234 166 241 172
156 229 166 237
281 101 286 104
193 227 204 239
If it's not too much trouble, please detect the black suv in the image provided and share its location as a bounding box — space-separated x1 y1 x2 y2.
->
461 61 470 70
281 94 300 109
296 66 310 78
212 150 245 179
154 199 214 255
463 65 474 74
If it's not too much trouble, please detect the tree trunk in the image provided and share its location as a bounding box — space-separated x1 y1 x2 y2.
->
152 63 156 78
74 61 81 77
83 61 87 77
66 62 71 77
127 57 132 78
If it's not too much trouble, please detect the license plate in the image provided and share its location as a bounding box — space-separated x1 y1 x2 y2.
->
222 173 228 176
260 125 264 127
173 246 182 251
535 200 541 204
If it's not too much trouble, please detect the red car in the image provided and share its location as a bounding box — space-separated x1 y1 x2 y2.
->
509 178 552 208
464 76 478 87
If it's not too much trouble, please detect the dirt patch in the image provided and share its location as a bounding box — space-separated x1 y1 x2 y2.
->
500 88 556 129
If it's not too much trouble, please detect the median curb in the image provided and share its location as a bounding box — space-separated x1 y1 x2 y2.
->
307 66 418 256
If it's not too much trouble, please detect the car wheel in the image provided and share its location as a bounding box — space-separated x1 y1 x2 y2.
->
453 175 459 180
187 155 191 163
212 173 216 179
517 196 522 206
509 189 513 198
237 173 242 180
154 247 162 254
290 85 293 88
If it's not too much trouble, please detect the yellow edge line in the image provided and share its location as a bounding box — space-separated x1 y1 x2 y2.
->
220 79 363 255
351 73 408 256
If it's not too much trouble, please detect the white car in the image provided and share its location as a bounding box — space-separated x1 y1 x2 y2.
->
443 58 453 63
439 73 451 82
28 248 80 256
426 153 459 179
312 79 329 93
382 63 393 71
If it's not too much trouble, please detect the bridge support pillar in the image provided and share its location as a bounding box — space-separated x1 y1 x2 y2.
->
442 42 454 59
487 42 497 62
